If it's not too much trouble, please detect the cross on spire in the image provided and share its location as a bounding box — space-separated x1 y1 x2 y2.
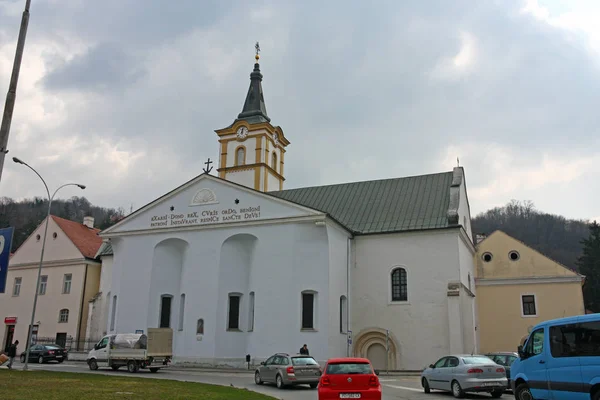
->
255 41 261 62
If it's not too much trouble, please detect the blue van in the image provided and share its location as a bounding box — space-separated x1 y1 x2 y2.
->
510 313 600 400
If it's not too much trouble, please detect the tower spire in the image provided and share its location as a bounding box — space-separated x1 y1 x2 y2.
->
237 41 271 123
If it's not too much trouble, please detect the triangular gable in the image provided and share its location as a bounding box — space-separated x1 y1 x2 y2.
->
10 216 86 266
476 230 581 279
101 174 324 235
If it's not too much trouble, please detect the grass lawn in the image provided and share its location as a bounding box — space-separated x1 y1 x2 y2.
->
0 370 275 400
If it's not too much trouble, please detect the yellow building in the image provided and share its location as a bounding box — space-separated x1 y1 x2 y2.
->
475 230 585 354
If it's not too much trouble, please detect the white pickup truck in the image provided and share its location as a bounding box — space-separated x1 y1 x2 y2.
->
87 328 173 373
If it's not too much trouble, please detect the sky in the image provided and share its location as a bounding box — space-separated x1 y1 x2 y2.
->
0 0 598 221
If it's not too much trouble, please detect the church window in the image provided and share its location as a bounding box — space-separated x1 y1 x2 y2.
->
227 293 242 330
271 152 277 171
301 291 317 330
248 292 255 332
391 268 408 302
110 295 117 331
178 294 185 331
482 252 493 262
339 295 347 333
235 147 246 166
509 250 520 261
160 295 173 328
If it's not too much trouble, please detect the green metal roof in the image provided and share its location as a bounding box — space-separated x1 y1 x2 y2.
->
96 241 113 257
269 171 459 235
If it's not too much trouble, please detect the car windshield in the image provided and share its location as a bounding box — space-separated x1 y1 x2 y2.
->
292 357 319 366
462 356 494 365
326 362 372 375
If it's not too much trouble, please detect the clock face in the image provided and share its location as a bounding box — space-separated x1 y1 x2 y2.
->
236 126 248 139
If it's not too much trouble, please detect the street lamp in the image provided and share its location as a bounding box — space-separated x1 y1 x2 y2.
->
12 157 85 371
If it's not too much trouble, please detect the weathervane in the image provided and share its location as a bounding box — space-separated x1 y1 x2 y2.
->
203 158 213 174
255 41 261 62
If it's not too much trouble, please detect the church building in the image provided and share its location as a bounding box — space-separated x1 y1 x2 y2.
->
99 50 478 370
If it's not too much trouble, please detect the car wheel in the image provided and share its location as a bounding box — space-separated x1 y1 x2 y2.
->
127 361 139 373
491 389 503 398
88 359 98 371
38 356 44 364
422 378 431 393
57 359 64 364
254 371 263 385
515 383 534 400
150 368 159 373
309 383 318 389
20 355 25 363
451 380 465 398
276 374 285 389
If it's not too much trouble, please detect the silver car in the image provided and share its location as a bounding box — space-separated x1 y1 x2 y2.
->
254 353 322 389
421 354 508 398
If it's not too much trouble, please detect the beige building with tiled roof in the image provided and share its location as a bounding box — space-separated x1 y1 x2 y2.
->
0 216 103 353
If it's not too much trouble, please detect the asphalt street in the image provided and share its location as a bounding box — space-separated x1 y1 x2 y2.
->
8 361 508 400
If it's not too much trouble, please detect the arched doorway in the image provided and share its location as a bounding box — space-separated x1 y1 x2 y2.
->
367 343 387 370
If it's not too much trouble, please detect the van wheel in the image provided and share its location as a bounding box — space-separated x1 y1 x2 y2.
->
111 365 119 371
593 390 600 400
127 361 139 373
515 383 533 400
150 368 159 373
422 378 431 393
451 380 465 398
88 359 98 371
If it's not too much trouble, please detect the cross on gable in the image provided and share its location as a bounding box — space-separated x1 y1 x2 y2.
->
203 158 213 174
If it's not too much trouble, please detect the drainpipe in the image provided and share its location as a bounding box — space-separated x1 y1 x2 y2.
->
346 237 351 357
77 264 89 351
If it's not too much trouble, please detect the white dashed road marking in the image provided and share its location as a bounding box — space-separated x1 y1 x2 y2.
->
384 384 424 393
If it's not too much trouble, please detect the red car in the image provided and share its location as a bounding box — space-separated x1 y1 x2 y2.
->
318 357 382 399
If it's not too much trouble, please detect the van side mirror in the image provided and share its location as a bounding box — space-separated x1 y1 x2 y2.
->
517 345 526 359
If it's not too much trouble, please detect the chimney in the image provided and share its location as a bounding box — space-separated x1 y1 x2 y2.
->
83 216 95 228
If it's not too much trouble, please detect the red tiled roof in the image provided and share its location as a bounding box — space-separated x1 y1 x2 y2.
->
51 215 103 259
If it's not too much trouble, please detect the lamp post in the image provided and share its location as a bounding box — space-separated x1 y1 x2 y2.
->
12 157 85 371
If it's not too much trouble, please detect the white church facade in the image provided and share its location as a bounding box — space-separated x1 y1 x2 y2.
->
96 52 478 370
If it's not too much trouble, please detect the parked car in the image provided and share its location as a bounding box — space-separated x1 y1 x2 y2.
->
20 344 68 364
318 357 382 400
254 353 321 389
421 354 507 398
485 351 518 390
511 313 600 400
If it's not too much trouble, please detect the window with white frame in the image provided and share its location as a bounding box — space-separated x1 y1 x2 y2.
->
522 294 537 316
13 277 22 296
39 275 48 295
59 309 69 323
62 273 72 294
301 291 317 330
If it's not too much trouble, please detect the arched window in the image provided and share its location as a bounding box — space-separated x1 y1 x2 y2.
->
271 152 277 171
391 268 408 302
236 147 246 166
59 309 69 323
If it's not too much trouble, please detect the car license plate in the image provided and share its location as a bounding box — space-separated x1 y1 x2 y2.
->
483 382 499 386
56 356 63 358
339 394 361 399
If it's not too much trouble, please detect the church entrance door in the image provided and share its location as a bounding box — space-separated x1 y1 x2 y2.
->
366 343 387 370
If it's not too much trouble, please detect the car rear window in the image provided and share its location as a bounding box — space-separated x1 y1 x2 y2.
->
462 356 494 365
46 345 61 350
292 357 319 366
326 362 372 375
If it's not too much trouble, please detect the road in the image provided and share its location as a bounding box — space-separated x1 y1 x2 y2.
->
11 361 508 400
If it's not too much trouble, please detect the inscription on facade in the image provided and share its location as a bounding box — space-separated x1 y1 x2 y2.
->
150 206 261 228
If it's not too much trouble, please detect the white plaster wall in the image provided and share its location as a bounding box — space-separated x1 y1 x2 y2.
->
226 136 258 166
267 170 280 192
87 254 113 340
109 220 332 366
326 223 351 358
10 217 83 265
460 287 476 354
457 175 473 242
225 169 255 190
457 235 477 354
351 229 463 370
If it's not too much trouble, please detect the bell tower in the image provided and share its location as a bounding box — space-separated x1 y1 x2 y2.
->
215 43 289 192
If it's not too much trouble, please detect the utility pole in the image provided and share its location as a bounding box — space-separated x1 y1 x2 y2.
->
0 0 32 185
